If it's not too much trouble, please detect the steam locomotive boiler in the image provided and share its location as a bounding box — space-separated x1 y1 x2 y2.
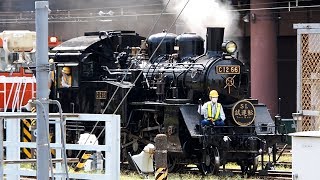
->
49 27 286 175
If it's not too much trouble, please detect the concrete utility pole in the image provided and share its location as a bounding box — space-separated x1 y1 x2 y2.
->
35 1 49 179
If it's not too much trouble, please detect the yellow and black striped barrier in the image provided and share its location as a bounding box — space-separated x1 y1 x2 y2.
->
22 118 32 159
74 152 92 171
30 107 37 159
155 167 168 180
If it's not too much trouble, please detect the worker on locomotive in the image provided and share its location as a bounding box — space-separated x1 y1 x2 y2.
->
198 90 225 126
61 66 72 88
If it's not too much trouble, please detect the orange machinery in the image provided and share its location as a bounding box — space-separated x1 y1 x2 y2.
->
0 32 60 111
0 69 36 111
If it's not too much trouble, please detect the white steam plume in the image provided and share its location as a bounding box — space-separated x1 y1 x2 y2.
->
163 0 240 39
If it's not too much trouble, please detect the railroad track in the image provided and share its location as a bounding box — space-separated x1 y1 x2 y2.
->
177 165 292 179
259 170 292 179
256 161 292 168
275 161 292 168
218 169 292 179
122 153 293 179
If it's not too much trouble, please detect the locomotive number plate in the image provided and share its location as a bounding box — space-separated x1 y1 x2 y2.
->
216 65 240 74
96 91 107 99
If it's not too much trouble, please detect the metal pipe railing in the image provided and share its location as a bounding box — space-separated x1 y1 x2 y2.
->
0 117 4 178
49 99 69 180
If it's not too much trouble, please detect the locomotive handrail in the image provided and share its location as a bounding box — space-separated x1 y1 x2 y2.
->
155 62 205 66
49 52 82 56
130 101 196 106
144 68 203 72
148 62 205 68
56 63 79 66
102 67 204 74
102 66 132 75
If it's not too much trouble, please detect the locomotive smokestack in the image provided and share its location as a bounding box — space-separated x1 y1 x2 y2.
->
206 27 224 57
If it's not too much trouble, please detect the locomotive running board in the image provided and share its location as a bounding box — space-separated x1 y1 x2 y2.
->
179 105 202 138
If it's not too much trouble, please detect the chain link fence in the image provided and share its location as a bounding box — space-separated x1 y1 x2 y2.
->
295 24 320 131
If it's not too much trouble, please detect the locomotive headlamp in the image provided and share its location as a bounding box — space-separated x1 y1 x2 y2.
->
222 41 237 54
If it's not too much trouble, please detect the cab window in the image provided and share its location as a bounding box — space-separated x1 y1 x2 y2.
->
56 65 79 88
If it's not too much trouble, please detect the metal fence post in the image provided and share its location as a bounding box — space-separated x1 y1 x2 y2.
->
155 134 168 180
0 117 3 179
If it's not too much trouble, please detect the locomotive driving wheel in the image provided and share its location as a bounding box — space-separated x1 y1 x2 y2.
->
240 156 258 176
167 154 183 172
198 147 220 175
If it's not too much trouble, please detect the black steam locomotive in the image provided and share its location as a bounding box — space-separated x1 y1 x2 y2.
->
49 27 286 175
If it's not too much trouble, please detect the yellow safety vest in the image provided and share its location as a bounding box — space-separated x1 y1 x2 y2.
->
208 103 221 122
